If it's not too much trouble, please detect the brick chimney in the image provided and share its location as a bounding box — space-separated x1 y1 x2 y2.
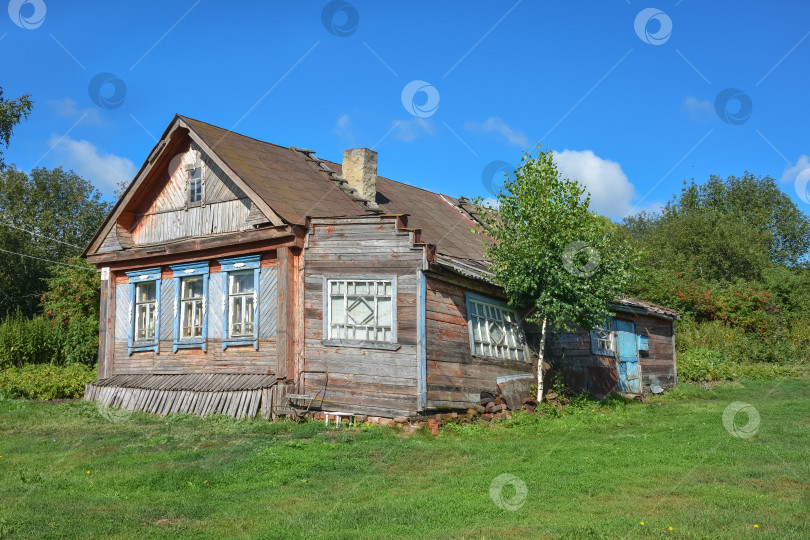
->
342 148 377 202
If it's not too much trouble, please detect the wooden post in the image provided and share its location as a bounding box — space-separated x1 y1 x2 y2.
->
276 247 300 384
97 267 115 379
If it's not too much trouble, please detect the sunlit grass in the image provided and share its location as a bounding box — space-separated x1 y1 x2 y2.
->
0 377 807 539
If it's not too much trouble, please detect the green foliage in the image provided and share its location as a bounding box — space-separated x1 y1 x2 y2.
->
623 173 810 375
675 318 806 365
0 256 100 368
0 363 96 400
0 88 33 169
0 166 110 316
476 148 638 332
625 173 810 282
677 348 790 382
0 310 98 369
41 257 101 321
61 315 100 365
0 311 63 368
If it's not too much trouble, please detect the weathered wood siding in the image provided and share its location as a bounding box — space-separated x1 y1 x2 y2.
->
112 341 276 375
547 312 676 395
302 217 425 418
546 329 617 395
635 314 677 390
424 276 534 409
109 261 279 376
130 143 254 245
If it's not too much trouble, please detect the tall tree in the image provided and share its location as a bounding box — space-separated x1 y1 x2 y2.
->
624 174 810 286
0 88 33 169
476 149 638 398
0 166 111 316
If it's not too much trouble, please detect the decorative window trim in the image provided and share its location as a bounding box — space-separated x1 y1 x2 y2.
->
169 262 210 353
590 318 616 356
322 276 398 349
125 268 162 355
465 292 528 362
218 255 260 350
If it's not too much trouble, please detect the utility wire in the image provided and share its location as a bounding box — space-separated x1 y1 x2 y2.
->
0 221 84 249
0 247 94 271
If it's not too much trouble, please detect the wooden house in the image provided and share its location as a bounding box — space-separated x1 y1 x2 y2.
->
546 298 680 396
83 115 678 419
83 115 540 419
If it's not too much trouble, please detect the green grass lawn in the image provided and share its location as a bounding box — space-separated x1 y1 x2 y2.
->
0 378 807 539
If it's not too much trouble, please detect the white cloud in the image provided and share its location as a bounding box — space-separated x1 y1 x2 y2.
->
682 96 714 123
553 149 659 219
394 118 435 142
333 113 354 143
47 135 136 193
480 196 500 210
780 154 810 184
464 117 528 147
49 97 103 126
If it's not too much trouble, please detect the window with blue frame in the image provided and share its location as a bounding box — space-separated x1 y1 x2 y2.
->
590 318 615 356
125 268 162 355
218 255 261 350
170 262 209 352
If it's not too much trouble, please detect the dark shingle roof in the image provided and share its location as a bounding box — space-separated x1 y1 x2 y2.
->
183 116 488 262
182 116 363 225
613 297 681 320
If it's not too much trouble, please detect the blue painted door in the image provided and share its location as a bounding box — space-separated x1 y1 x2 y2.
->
614 319 641 394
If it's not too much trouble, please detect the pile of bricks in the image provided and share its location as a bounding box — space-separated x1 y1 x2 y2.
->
306 390 564 436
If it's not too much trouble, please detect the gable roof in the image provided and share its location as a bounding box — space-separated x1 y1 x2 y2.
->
180 116 488 262
181 117 364 225
85 114 488 265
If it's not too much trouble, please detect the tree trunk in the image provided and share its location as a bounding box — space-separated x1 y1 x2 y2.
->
537 318 547 401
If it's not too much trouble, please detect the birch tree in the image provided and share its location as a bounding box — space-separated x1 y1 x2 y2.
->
476 148 637 399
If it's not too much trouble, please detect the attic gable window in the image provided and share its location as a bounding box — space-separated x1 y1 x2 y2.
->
187 163 204 206
465 293 527 362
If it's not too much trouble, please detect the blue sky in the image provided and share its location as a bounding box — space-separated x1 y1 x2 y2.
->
2 0 809 220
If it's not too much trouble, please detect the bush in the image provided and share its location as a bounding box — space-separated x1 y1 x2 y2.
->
676 319 804 365
60 315 99 365
0 311 63 368
0 311 98 369
678 348 789 382
0 363 97 400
